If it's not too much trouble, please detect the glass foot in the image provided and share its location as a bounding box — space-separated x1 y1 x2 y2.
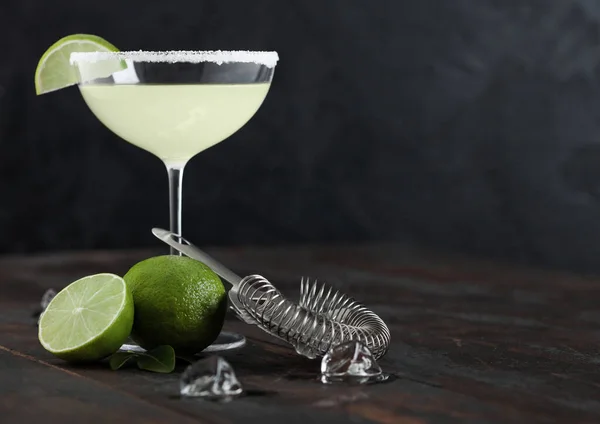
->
119 331 246 355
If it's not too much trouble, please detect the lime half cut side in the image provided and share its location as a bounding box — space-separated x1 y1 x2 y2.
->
38 273 134 362
34 34 125 95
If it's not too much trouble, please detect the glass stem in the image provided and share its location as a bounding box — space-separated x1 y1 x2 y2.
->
166 162 186 255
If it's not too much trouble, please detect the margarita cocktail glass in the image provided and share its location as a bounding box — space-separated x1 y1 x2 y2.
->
70 50 278 254
69 50 277 353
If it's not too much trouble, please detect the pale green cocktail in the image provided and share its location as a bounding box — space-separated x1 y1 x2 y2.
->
79 83 272 165
70 50 278 252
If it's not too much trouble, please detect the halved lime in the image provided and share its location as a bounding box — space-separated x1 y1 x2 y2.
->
38 273 134 362
34 34 124 95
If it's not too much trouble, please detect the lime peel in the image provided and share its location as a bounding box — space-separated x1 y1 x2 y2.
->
38 273 134 363
34 34 125 95
123 255 227 355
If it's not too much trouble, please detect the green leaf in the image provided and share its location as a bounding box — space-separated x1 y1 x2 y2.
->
136 345 176 373
109 352 139 370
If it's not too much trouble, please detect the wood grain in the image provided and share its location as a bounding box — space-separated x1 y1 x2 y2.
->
0 244 599 423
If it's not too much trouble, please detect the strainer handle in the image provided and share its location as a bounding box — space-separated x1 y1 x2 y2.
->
151 228 243 287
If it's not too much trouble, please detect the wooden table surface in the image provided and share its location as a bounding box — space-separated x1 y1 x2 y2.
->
1 244 600 423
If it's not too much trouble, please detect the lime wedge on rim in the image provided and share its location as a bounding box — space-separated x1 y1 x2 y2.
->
34 34 124 95
38 273 134 362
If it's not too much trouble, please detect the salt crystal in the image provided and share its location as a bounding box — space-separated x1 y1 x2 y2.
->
70 50 279 68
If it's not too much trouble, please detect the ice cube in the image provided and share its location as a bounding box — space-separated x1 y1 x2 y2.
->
180 356 243 400
40 289 57 310
35 289 57 324
295 343 318 359
321 340 388 384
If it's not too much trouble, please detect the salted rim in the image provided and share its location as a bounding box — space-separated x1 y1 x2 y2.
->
70 50 279 68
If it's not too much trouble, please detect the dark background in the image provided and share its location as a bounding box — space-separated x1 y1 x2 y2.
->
3 0 600 273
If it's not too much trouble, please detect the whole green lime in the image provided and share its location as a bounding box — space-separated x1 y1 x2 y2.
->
123 255 227 354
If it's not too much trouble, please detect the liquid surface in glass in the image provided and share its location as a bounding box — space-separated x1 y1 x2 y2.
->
79 83 271 164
